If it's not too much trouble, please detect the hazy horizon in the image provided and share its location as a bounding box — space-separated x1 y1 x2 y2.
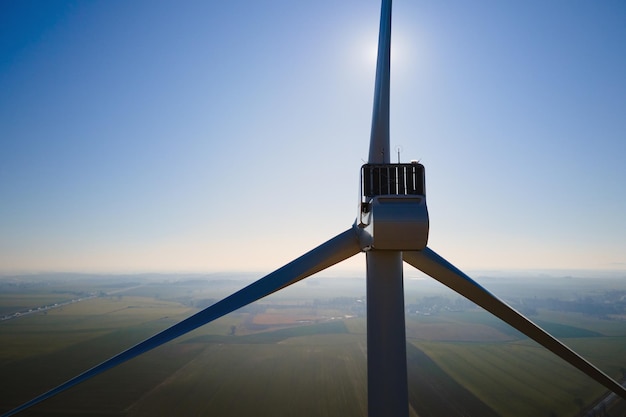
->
2 266 626 281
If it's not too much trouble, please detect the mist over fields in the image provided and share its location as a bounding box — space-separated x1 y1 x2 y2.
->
3 270 626 319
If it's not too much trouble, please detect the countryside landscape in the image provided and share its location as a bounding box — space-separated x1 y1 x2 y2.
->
1 271 626 417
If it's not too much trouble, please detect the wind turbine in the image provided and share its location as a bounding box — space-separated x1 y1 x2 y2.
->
3 1 626 416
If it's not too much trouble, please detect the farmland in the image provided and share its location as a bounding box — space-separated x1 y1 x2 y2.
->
1 273 626 416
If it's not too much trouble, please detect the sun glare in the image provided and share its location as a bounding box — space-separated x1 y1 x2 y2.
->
359 31 411 69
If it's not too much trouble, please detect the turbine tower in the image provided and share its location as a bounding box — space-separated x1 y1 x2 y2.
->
3 1 626 416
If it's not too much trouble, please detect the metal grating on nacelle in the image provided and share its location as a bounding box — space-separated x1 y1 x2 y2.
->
362 163 425 197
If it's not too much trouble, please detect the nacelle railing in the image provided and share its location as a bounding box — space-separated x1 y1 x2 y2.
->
361 163 425 198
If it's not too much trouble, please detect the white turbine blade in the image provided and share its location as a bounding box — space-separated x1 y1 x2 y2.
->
1 229 361 417
368 0 392 164
403 248 626 400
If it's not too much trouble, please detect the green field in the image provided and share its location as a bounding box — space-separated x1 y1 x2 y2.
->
0 296 370 417
407 310 626 417
2 278 626 417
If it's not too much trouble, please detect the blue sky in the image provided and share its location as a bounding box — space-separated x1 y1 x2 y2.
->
1 1 625 275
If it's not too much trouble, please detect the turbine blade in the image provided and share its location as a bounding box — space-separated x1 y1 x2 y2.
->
403 248 626 399
368 0 392 164
2 229 361 417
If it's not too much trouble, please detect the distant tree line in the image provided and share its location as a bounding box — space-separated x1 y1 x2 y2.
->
517 292 626 319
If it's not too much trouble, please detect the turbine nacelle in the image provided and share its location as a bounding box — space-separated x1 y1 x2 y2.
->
356 162 429 251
